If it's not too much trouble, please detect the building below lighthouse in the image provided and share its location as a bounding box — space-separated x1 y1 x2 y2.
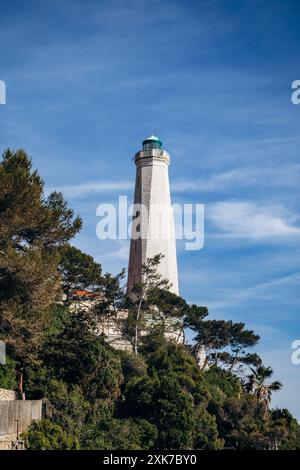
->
127 135 179 295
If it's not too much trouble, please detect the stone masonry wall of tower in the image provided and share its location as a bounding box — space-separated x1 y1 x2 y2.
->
127 137 179 295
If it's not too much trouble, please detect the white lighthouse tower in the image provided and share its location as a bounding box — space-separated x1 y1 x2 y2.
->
127 135 179 295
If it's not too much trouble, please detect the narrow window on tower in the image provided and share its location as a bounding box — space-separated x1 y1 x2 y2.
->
133 275 136 285
137 174 140 187
135 241 137 253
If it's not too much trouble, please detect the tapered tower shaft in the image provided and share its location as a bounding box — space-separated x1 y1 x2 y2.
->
127 136 179 295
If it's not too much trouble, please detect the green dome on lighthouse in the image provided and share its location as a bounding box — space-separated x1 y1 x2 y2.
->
142 135 163 150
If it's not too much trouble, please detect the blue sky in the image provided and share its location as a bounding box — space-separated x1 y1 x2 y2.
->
1 0 300 419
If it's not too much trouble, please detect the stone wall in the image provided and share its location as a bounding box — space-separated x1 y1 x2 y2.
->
127 147 179 296
0 388 17 401
0 433 23 450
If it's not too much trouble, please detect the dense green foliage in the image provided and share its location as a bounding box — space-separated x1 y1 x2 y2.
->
0 149 82 392
22 419 79 450
58 245 102 299
19 320 300 450
0 149 299 450
0 356 17 389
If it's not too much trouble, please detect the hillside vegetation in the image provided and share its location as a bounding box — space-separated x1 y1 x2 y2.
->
0 149 299 450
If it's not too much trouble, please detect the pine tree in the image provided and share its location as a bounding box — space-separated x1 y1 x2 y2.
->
0 149 82 392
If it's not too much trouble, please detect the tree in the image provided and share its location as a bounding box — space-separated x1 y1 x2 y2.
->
118 350 147 383
0 149 81 249
140 325 168 355
120 254 208 354
270 409 300 450
0 149 82 392
0 356 17 390
188 319 260 372
147 291 210 345
26 376 90 436
92 269 126 335
121 342 214 449
123 372 195 449
80 418 157 450
227 323 260 372
210 394 267 449
41 311 123 405
190 320 232 367
58 245 102 300
203 365 242 404
246 365 282 414
22 419 79 450
2 147 299 451
121 254 171 354
193 407 224 449
24 310 124 440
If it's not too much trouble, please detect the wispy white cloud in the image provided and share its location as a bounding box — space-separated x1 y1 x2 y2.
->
207 201 300 241
47 163 300 198
46 181 133 198
206 272 300 310
101 242 129 262
173 164 300 192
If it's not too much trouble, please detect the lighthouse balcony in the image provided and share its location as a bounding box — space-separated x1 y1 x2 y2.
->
134 148 170 165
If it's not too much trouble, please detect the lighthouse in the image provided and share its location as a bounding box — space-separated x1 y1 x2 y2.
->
127 135 179 295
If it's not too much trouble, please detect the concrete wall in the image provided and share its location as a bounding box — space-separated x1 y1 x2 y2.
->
0 399 42 449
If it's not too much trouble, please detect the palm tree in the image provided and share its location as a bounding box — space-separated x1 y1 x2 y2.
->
246 365 282 414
